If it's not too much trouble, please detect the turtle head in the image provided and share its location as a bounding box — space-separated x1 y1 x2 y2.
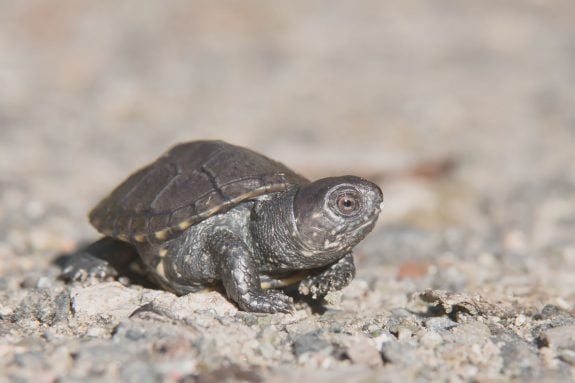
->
293 176 383 253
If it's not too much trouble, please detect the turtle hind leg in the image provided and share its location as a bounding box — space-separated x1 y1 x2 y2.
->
208 229 294 313
57 237 143 284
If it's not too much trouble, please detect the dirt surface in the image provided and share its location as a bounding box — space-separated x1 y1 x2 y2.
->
1 1 575 382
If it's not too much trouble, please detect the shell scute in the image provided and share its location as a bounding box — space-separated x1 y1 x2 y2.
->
89 140 308 242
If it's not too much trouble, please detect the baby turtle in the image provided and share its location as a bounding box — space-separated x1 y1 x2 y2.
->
77 140 382 313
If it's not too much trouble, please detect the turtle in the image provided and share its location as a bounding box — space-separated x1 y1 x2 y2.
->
69 140 383 313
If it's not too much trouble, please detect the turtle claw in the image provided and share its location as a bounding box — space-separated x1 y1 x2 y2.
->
240 290 294 314
298 253 355 299
61 252 118 282
298 269 354 299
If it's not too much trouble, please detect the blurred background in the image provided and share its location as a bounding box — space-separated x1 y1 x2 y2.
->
0 0 574 280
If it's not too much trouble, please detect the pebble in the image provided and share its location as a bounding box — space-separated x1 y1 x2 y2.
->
424 317 458 332
342 279 369 299
144 290 238 319
514 314 526 327
293 332 331 357
558 349 575 365
539 325 575 349
71 282 143 321
420 331 443 348
397 327 413 341
345 338 382 368
85 327 109 338
0 304 14 318
36 276 52 289
397 260 430 280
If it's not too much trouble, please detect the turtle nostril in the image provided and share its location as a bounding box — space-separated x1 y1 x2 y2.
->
376 188 383 203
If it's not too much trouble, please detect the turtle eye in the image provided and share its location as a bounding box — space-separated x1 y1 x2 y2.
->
335 191 361 216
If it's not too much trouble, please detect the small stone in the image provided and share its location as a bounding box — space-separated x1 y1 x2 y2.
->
121 359 159 383
558 349 575 365
372 332 394 351
342 279 369 299
14 351 45 369
380 341 420 367
539 325 575 349
45 346 73 376
21 274 41 289
514 314 526 327
85 327 109 338
345 338 382 368
0 304 13 319
293 331 331 357
143 290 238 319
36 276 52 289
540 346 558 369
420 331 442 348
71 282 143 321
538 304 567 319
53 290 71 323
554 297 571 311
397 327 413 341
397 260 429 280
424 317 458 332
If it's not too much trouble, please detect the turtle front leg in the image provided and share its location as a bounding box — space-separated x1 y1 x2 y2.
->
208 230 294 313
298 253 356 299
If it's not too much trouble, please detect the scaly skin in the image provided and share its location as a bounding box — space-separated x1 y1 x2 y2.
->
207 229 294 313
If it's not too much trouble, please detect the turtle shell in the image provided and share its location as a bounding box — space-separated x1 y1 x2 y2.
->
89 140 308 243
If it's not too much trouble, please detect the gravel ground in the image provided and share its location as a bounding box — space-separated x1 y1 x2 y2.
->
1 1 575 382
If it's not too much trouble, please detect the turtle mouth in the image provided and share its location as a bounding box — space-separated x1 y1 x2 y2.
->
358 216 378 230
328 206 380 236
327 211 380 244
353 215 379 236
322 217 378 252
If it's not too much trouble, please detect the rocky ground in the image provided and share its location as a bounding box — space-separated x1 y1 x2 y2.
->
1 0 575 382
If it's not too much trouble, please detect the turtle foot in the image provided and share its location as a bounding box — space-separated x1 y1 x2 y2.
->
60 252 119 282
238 290 294 314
